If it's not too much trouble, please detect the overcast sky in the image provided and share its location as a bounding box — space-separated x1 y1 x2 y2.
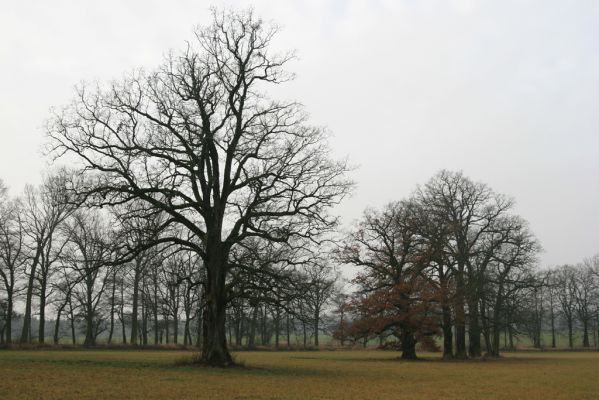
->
1 0 598 267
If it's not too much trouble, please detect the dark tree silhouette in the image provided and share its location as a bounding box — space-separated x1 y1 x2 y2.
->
48 9 351 365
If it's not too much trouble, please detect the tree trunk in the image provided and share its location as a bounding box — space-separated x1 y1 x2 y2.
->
286 311 291 349
121 314 127 345
400 327 417 360
468 296 482 357
84 304 94 347
235 304 243 346
582 319 590 347
108 271 116 344
142 294 148 345
38 279 47 344
69 300 76 345
54 300 67 345
302 320 307 349
490 291 504 357
568 318 573 348
314 307 320 347
165 314 170 344
441 302 453 359
5 297 12 344
154 296 159 345
195 306 202 348
550 303 556 348
248 304 258 349
482 301 492 354
184 311 191 346
274 307 280 350
131 261 140 345
454 271 467 358
200 249 232 366
21 253 41 343
173 310 179 345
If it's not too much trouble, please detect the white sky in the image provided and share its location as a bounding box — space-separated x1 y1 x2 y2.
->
1 0 598 267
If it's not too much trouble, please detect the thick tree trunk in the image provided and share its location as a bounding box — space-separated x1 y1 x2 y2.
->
400 327 417 360
582 320 590 347
441 303 453 359
468 296 482 357
200 249 232 366
84 305 94 346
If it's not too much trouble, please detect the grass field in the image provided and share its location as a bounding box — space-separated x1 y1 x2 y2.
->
1 350 598 399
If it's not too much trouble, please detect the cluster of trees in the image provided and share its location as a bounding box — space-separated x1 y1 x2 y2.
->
336 171 541 359
0 175 342 351
521 258 599 350
0 10 596 367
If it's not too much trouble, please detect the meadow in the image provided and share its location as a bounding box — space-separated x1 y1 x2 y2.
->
1 349 598 399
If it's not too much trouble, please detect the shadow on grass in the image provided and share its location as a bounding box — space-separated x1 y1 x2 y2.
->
170 355 335 377
2 352 335 378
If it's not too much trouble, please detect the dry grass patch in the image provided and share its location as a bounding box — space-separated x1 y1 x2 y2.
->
0 350 598 399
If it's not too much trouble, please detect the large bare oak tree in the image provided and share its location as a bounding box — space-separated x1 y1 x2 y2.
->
48 9 351 365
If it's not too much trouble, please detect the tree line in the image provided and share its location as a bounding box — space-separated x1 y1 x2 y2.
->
334 170 599 359
0 9 597 366
0 174 341 350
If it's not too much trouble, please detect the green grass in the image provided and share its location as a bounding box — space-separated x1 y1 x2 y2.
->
0 349 598 399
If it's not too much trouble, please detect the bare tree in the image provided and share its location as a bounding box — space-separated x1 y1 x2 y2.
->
0 196 27 343
20 170 74 343
572 263 595 347
48 9 351 365
64 211 113 346
51 263 79 344
485 218 540 356
301 260 337 347
112 201 164 345
417 170 514 358
555 265 577 348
